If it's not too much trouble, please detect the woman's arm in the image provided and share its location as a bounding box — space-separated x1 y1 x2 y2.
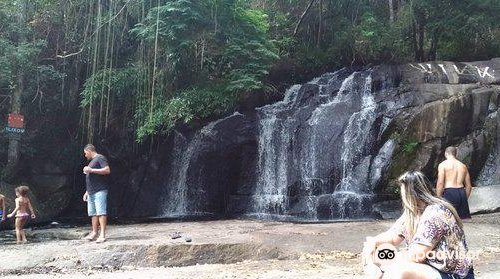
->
407 244 433 263
363 231 403 279
373 231 404 247
367 230 404 250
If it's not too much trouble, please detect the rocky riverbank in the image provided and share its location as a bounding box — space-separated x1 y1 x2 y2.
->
1 213 500 278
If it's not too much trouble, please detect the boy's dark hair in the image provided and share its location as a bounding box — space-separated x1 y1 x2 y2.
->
15 186 30 196
84 144 96 152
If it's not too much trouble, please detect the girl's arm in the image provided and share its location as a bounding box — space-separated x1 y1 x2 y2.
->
7 199 20 218
28 199 36 218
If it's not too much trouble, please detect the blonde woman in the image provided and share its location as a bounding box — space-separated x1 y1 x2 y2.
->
363 171 475 279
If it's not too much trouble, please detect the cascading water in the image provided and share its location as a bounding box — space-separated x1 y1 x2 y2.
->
251 86 299 217
160 129 209 217
160 131 192 217
250 69 395 220
151 61 500 221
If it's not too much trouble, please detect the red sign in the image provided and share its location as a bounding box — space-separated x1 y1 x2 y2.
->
8 114 24 129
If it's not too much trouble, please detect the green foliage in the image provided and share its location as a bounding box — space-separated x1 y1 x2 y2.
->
128 0 278 141
81 66 140 108
135 86 238 142
353 12 410 63
136 94 193 141
402 142 419 154
2 0 500 165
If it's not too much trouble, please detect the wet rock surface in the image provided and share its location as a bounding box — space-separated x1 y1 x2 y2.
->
1 215 499 278
469 185 500 214
150 59 500 220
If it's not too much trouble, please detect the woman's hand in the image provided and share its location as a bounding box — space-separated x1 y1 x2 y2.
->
363 236 385 278
363 236 377 259
31 214 36 219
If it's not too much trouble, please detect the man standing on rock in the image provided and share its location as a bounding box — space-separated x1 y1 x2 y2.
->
436 146 472 220
83 144 111 243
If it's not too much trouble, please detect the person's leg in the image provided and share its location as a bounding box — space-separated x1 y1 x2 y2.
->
20 217 28 242
442 189 460 210
85 192 99 240
460 188 472 220
92 216 99 234
98 215 107 239
15 217 22 244
95 190 108 242
383 259 441 279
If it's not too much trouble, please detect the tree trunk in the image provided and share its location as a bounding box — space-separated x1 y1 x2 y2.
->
428 31 439 61
7 0 27 173
317 0 323 47
412 8 425 62
389 0 395 23
293 0 316 37
7 73 23 167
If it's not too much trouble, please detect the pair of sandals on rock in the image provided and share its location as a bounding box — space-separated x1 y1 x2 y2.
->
170 232 192 242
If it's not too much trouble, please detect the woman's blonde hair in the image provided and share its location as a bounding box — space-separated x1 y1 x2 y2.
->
398 171 462 239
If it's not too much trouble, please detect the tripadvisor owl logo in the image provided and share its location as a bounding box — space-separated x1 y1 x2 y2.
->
373 243 481 266
375 243 398 265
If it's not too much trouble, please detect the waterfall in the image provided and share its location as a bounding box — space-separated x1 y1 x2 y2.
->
160 130 205 217
251 86 299 217
251 70 389 220
160 132 191 216
338 74 376 192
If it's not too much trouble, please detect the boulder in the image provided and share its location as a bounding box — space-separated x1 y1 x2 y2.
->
372 199 402 220
469 185 500 214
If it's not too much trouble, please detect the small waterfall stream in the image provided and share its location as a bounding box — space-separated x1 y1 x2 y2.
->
250 70 391 220
160 132 191 217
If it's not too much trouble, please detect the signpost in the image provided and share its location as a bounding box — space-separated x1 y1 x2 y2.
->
6 113 25 134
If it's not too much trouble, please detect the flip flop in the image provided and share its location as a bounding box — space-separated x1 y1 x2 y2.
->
184 236 192 243
170 232 182 239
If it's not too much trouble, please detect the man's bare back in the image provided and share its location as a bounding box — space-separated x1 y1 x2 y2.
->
437 158 472 198
436 147 473 220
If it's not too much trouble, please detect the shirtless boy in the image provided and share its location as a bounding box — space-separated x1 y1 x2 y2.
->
436 146 472 219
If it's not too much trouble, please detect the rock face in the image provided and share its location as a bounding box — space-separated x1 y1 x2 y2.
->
0 162 71 224
130 58 499 221
13 59 500 222
469 185 500 214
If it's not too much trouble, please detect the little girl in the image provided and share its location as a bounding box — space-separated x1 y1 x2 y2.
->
7 186 36 244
